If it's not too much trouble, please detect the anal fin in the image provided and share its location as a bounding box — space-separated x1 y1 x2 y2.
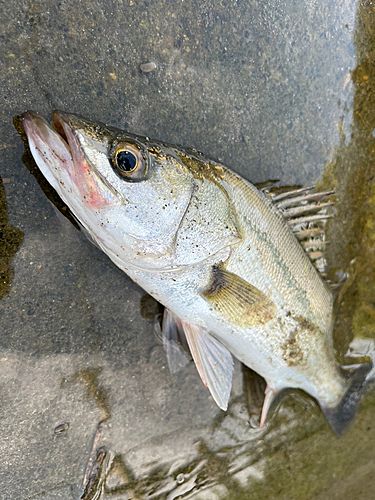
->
260 386 278 427
259 385 296 428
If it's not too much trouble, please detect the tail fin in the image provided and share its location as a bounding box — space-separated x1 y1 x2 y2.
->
322 362 372 435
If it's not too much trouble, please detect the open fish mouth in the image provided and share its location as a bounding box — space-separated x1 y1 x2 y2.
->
21 111 115 209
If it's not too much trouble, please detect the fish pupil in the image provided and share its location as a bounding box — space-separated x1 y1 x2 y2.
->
117 150 137 171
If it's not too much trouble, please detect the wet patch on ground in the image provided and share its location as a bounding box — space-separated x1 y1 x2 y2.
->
0 178 23 298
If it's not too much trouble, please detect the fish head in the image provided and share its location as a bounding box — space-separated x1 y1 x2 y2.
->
21 111 201 270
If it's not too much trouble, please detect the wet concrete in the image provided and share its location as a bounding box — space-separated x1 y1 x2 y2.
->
1 0 374 498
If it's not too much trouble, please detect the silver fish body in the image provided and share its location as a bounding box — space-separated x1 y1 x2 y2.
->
21 111 371 433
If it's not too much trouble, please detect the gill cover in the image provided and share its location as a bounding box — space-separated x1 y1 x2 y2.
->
22 111 242 270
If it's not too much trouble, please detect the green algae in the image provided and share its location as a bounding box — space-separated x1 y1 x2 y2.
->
351 178 375 341
72 367 111 422
226 394 375 500
323 2 375 352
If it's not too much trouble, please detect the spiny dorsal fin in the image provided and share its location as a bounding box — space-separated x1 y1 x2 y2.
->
254 179 280 191
202 264 276 328
259 181 335 278
160 309 234 410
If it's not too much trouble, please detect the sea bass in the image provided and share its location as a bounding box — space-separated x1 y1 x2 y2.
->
21 111 371 434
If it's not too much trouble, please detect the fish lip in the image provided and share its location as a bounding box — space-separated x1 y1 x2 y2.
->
22 111 122 208
52 111 127 206
51 110 70 143
51 112 129 206
22 110 97 159
51 110 84 154
51 110 83 138
21 110 73 160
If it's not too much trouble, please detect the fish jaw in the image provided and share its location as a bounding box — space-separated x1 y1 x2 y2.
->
22 111 116 211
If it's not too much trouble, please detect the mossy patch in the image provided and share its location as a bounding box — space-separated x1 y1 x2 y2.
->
320 3 375 353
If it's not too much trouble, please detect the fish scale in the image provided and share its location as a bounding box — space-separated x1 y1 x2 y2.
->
222 170 333 332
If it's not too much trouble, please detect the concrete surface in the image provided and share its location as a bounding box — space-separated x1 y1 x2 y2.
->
1 0 375 498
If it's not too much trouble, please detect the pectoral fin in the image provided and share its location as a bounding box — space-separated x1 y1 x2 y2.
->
161 309 234 410
203 264 276 328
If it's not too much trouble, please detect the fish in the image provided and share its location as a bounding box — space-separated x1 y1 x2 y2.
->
20 110 371 434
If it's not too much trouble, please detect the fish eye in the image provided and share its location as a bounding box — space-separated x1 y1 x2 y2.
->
111 142 148 181
116 149 137 172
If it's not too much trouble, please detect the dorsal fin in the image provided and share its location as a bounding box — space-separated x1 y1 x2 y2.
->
258 181 335 279
254 179 280 191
